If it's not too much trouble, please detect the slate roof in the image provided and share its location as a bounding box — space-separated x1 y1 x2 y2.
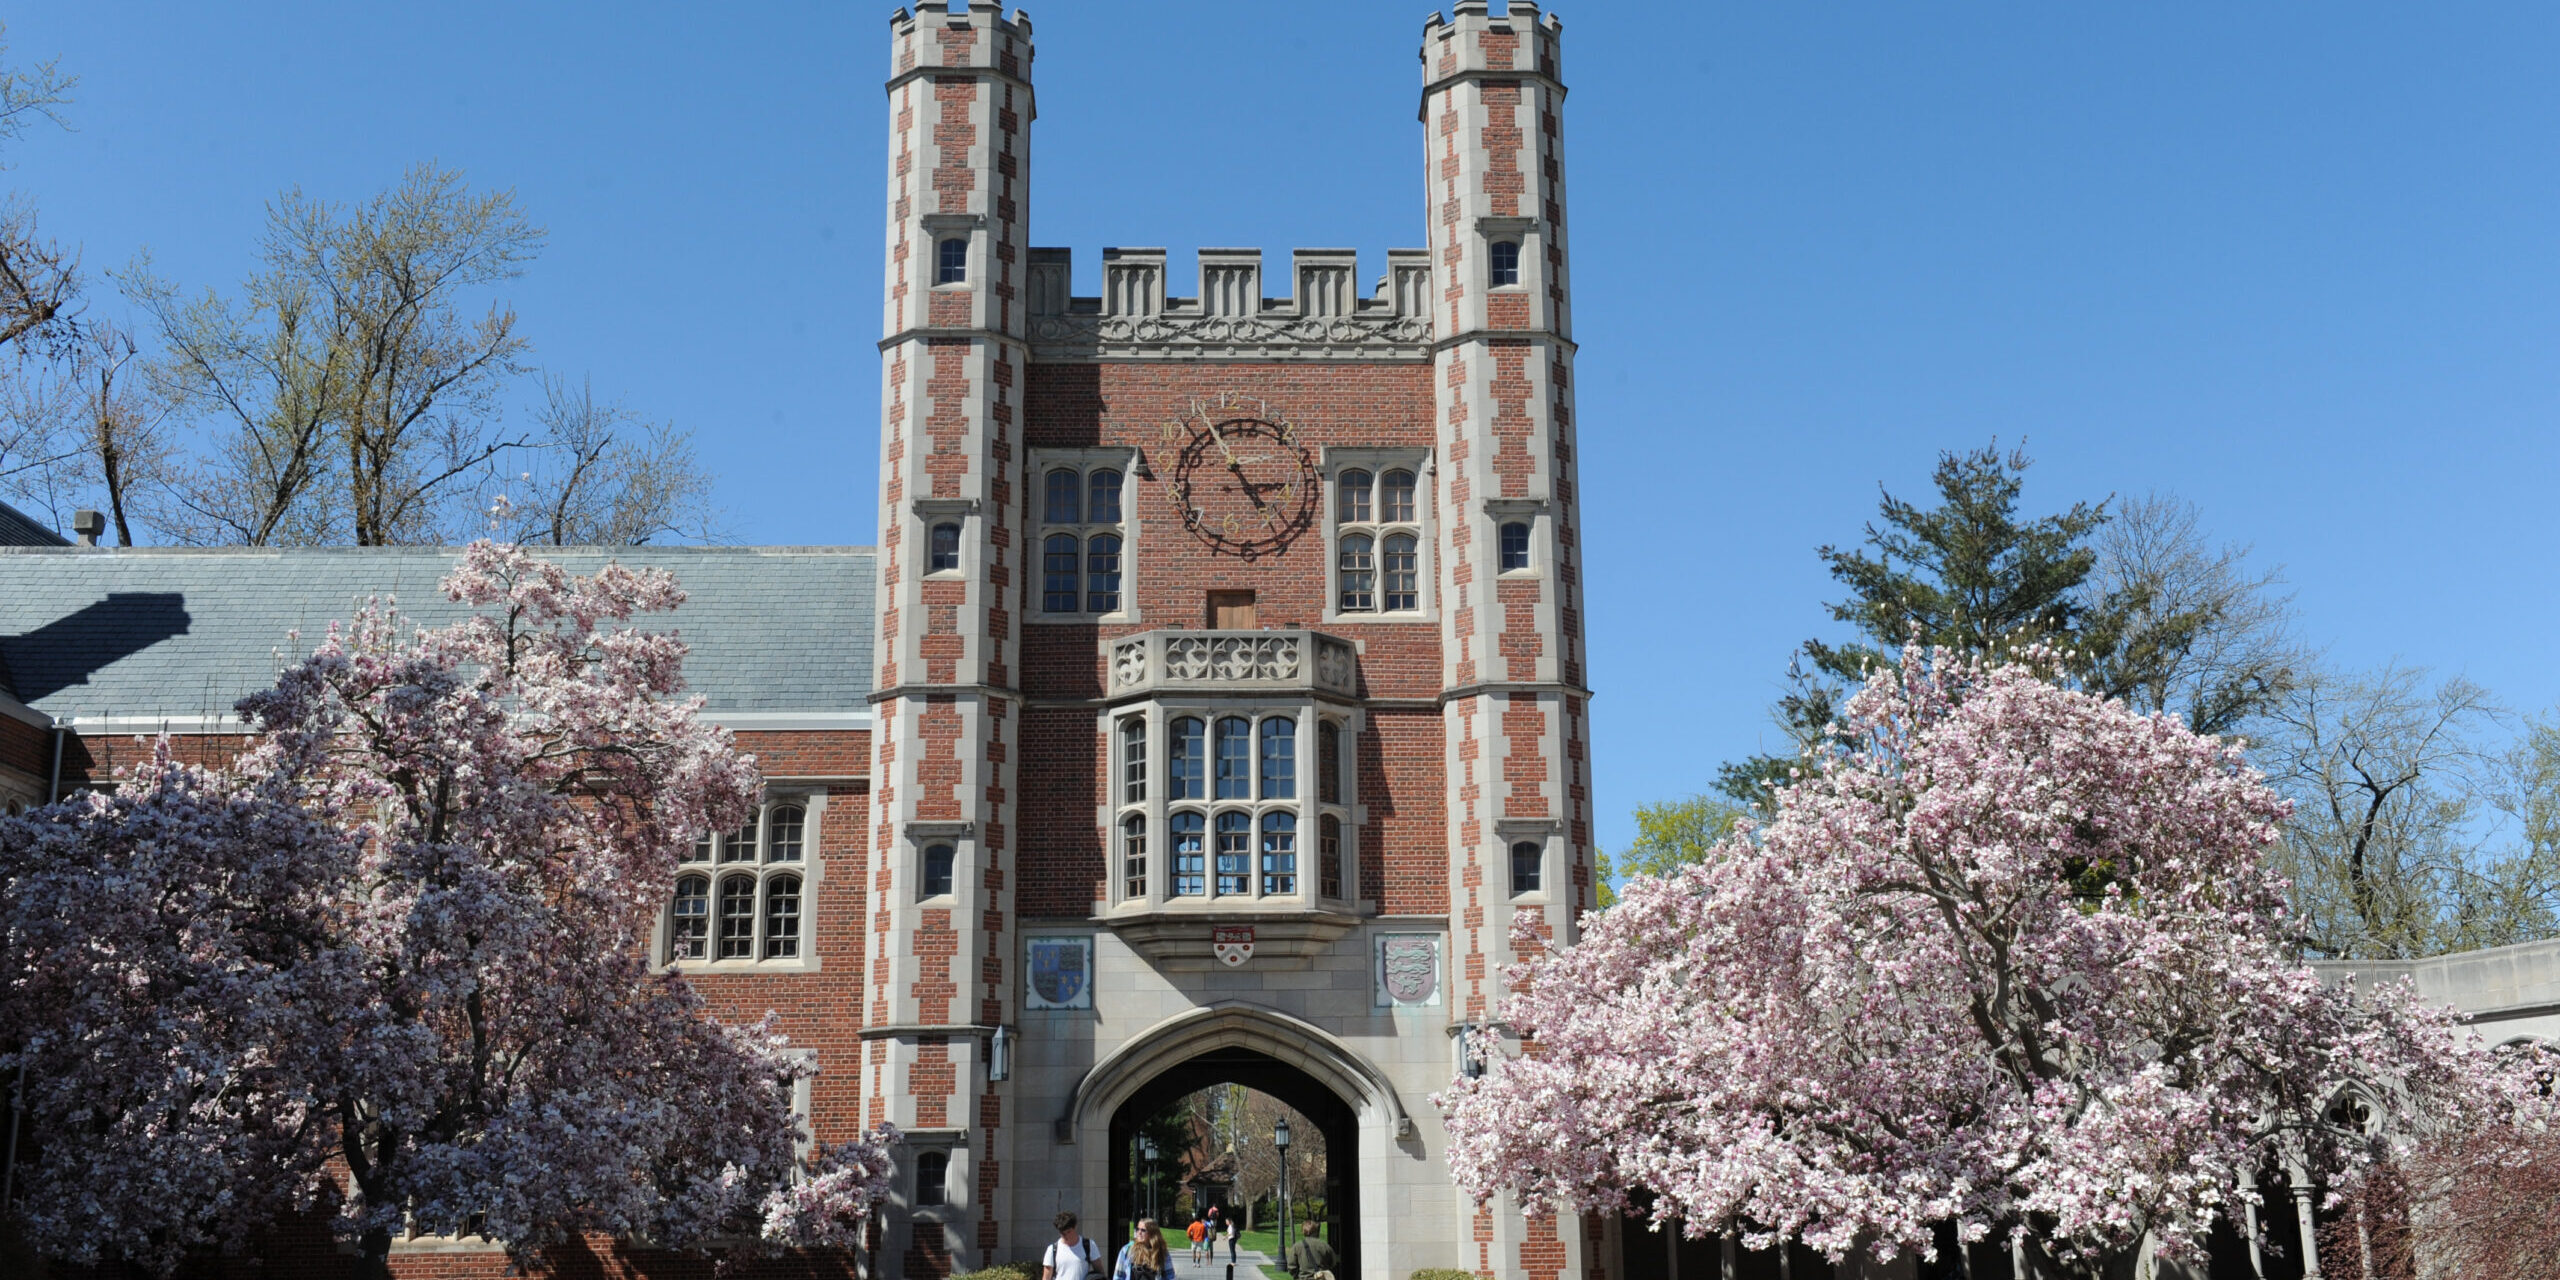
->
0 498 69 547
0 546 877 725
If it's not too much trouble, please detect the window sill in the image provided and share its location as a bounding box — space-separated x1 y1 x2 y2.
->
662 956 824 976
1320 609 1435 626
1033 611 1140 625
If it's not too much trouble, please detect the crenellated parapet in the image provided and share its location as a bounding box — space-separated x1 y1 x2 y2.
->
1420 2 1564 101
1024 246 1434 361
887 2 1034 84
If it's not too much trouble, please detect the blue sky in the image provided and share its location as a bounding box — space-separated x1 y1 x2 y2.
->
10 3 2557 855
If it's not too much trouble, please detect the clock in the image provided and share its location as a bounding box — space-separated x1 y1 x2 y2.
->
1155 393 1319 557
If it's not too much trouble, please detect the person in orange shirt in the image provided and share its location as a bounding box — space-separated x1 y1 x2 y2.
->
1186 1216 1210 1266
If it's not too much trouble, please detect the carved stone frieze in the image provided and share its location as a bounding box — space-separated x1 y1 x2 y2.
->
1105 629 1360 698
1028 311 1434 363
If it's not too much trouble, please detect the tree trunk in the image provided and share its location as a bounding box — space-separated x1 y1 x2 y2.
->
353 1224 393 1280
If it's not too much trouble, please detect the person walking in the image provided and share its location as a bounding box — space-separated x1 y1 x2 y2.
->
1114 1218 1178 1280
1285 1221 1338 1280
1223 1214 1239 1266
1187 1216 1210 1266
1044 1212 1105 1280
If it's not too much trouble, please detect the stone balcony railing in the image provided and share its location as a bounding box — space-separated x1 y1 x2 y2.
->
1106 628 1358 699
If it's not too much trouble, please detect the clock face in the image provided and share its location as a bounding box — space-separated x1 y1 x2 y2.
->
1157 394 1319 557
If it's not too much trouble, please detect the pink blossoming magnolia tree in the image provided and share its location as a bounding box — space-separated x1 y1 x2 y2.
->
1438 649 2528 1278
0 544 896 1277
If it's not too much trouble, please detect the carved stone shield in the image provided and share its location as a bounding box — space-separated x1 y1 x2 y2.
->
1381 935 1437 1004
1028 938 1090 1008
1212 925 1255 968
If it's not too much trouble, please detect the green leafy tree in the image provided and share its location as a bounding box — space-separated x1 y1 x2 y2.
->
1718 447 2297 810
1595 796 1745 907
1718 444 2106 807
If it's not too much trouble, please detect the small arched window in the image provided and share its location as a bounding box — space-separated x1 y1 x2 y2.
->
1168 717 1206 801
1259 811 1298 896
722 818 758 862
916 1151 950 1206
1338 533 1376 612
1085 533 1123 613
1488 240 1520 287
1317 721 1342 805
670 874 711 961
1510 841 1543 896
1499 521 1531 572
763 874 802 958
1259 718 1296 800
1088 469 1124 523
1042 533 1080 613
1122 815 1149 901
1214 811 1253 895
1382 534 1419 611
936 237 968 285
921 843 956 899
1380 470 1416 523
1319 815 1344 899
1214 717 1253 800
718 876 758 958
1170 812 1207 896
1044 468 1082 524
1337 470 1373 523
767 805 805 862
929 522 962 572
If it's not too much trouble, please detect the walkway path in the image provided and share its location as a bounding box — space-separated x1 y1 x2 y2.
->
1184 1247 1283 1280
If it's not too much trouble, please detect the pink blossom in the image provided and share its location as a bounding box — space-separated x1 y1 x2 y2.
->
1437 647 2533 1276
0 543 832 1275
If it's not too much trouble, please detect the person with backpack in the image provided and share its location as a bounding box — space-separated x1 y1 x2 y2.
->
1113 1217 1177 1280
1285 1221 1339 1280
1222 1214 1239 1265
1045 1212 1105 1280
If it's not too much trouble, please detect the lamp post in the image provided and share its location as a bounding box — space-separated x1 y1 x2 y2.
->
1272 1116 1292 1275
1140 1136 1160 1222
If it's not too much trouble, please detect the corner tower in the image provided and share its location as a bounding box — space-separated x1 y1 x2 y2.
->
871 4 1033 1274
1423 4 1596 1278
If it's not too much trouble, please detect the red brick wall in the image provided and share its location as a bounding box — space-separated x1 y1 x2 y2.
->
1013 362 1450 918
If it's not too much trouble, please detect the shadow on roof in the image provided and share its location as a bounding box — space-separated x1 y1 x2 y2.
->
1 593 194 704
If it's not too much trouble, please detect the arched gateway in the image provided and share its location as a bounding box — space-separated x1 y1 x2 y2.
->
1063 1005 1413 1280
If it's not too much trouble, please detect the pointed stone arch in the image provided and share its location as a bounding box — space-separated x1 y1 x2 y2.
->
1059 1000 1416 1143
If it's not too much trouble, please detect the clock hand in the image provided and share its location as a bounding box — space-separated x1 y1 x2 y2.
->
1201 416 1237 464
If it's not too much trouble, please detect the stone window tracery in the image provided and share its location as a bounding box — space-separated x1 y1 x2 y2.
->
1034 456 1132 617
667 800 815 967
1330 457 1428 617
1109 707 1355 909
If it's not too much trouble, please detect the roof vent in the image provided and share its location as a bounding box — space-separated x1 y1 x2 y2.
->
71 509 105 546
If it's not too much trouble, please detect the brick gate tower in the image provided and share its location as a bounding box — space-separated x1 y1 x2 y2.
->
868 6 1596 1280
870 4 1034 1275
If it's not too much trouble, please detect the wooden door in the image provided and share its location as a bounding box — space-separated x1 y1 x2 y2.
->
1207 591 1256 629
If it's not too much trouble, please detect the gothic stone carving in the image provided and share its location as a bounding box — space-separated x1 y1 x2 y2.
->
1029 311 1433 363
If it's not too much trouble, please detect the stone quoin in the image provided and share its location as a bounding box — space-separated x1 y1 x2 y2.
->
0 5 1598 1278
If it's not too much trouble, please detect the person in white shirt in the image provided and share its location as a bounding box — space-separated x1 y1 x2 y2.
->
1045 1212 1105 1280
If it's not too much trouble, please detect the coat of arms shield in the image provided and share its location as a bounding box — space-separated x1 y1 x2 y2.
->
1212 925 1255 967
1380 934 1438 1004
1026 937 1092 1009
